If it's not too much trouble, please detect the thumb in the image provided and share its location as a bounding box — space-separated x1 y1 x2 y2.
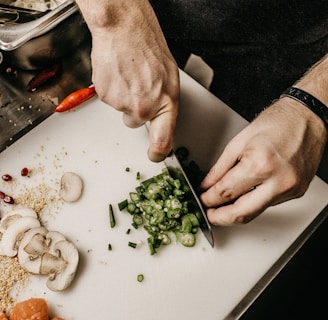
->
147 108 177 162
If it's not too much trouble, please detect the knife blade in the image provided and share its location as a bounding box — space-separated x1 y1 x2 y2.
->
164 151 214 247
144 122 214 247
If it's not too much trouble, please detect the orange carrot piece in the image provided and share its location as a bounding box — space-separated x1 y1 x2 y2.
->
9 298 48 320
0 311 9 320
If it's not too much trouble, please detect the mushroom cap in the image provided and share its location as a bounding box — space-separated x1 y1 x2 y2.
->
0 216 41 257
45 240 79 292
18 226 48 274
59 172 83 202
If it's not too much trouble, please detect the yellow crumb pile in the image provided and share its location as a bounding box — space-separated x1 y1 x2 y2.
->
0 256 29 315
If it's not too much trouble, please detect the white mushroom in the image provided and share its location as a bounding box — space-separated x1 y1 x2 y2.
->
42 240 79 291
45 231 66 253
0 206 79 292
0 216 41 257
0 208 37 233
59 172 83 202
18 227 48 274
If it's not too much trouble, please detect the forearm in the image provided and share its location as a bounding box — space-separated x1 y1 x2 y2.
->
74 0 154 31
278 54 328 140
296 54 328 106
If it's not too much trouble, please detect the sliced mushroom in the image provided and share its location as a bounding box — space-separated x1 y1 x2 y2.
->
0 216 41 257
45 231 66 253
40 251 67 275
0 208 37 233
43 240 79 292
59 172 83 202
18 227 48 274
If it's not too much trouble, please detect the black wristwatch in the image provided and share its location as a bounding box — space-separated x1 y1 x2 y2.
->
280 87 328 128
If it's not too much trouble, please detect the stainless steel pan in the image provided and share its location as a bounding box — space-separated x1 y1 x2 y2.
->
0 1 89 69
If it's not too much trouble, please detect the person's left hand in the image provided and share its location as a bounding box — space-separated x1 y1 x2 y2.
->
200 98 327 226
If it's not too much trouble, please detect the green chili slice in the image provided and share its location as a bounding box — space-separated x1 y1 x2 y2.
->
109 204 116 228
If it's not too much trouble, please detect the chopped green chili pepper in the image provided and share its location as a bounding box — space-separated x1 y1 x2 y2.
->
136 171 141 180
132 213 144 226
176 232 196 247
125 167 130 172
118 199 128 211
109 204 116 228
127 202 137 214
121 167 201 255
128 241 137 248
137 274 144 282
131 222 139 229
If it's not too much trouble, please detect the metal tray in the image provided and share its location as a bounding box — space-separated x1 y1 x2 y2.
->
0 0 77 51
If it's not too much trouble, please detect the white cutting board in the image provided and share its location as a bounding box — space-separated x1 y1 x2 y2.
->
0 71 327 320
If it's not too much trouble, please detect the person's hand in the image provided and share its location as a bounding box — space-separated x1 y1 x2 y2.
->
200 98 327 226
76 0 180 162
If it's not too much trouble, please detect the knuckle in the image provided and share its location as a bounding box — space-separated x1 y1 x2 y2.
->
217 185 234 202
249 152 276 177
279 171 307 197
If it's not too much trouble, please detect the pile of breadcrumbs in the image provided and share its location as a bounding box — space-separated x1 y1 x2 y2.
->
0 256 29 314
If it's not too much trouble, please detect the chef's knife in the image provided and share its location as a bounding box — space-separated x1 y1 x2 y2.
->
53 95 215 246
144 122 214 247
164 151 214 247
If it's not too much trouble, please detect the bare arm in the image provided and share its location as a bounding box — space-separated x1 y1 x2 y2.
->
200 54 328 226
75 0 180 162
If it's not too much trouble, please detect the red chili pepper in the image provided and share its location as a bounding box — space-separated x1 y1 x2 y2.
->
26 62 61 91
54 86 96 112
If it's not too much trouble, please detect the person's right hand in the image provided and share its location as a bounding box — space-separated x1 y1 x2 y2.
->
75 0 180 162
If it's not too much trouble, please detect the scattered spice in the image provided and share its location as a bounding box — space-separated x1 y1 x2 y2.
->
20 167 29 177
3 195 14 204
2 174 12 182
0 256 29 315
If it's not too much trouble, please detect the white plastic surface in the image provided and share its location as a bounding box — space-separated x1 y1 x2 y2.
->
0 71 327 320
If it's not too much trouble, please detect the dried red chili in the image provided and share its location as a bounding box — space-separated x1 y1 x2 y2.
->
26 62 61 91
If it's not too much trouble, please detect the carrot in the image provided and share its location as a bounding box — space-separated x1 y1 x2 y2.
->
54 86 96 112
9 298 48 320
0 311 9 320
